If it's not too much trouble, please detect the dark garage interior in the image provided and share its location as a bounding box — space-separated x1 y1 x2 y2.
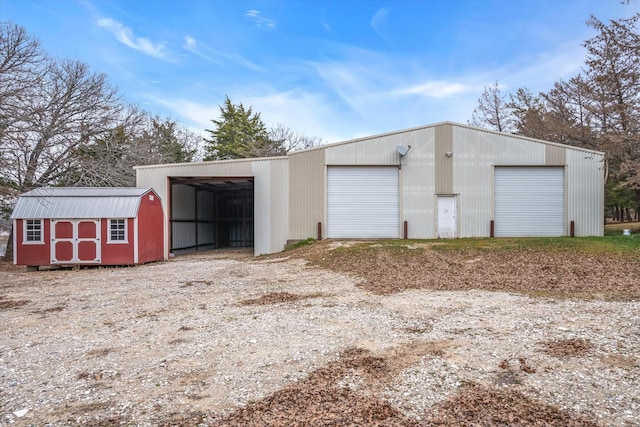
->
169 177 254 255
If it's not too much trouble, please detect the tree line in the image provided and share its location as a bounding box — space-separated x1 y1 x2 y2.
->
469 14 640 222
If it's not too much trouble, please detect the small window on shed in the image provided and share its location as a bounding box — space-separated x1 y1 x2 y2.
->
24 219 43 243
108 219 127 243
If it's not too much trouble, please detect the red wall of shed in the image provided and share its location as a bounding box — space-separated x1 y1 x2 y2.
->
100 218 135 265
15 219 51 266
137 191 164 263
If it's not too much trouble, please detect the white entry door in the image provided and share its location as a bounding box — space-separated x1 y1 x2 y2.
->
437 196 457 238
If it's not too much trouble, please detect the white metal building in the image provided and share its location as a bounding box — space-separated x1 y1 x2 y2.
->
135 122 605 257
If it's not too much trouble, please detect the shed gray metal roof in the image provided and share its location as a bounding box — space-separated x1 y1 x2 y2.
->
10 187 155 219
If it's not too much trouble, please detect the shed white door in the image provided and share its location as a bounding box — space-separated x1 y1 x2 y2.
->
51 219 101 264
437 196 457 238
327 166 399 238
494 167 564 237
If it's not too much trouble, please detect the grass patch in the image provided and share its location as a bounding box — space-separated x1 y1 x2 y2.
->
604 222 640 236
285 238 316 251
326 235 640 257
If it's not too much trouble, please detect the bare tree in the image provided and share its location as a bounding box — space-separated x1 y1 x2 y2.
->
506 87 549 140
583 14 640 212
268 123 322 153
542 76 597 149
0 23 45 203
469 81 514 133
63 114 201 187
0 23 44 107
1 58 129 191
584 14 640 136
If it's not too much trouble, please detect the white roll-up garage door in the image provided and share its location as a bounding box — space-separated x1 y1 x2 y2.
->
494 167 564 237
327 166 399 238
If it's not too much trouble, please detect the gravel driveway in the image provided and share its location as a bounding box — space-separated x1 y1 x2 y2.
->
1 247 639 426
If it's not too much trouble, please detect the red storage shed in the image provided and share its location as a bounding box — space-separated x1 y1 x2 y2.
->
10 187 164 268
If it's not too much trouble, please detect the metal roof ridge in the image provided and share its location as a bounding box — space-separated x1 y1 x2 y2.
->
448 122 606 156
133 156 289 170
21 187 154 197
289 123 445 156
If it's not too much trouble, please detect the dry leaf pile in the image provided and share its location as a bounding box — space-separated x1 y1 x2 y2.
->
240 292 310 306
430 382 599 426
293 242 640 299
541 338 593 358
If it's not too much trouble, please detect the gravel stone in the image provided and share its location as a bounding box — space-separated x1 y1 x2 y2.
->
0 248 638 426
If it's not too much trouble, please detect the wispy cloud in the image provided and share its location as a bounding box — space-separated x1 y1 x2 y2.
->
154 97 218 132
371 8 390 39
153 88 348 143
183 35 219 64
394 81 469 98
245 10 276 29
321 18 333 34
182 35 263 71
96 17 172 61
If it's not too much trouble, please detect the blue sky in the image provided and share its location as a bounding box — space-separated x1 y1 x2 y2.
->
2 0 638 143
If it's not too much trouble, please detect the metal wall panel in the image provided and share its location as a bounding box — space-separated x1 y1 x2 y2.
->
288 148 325 240
251 159 289 255
170 184 196 251
171 184 195 220
399 128 436 238
196 189 215 220
435 124 453 194
269 159 289 253
545 144 566 165
197 190 215 245
566 150 604 236
327 166 399 238
197 222 215 246
171 222 196 251
325 134 401 165
494 167 564 237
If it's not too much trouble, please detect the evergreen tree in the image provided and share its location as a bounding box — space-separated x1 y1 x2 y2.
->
203 96 285 160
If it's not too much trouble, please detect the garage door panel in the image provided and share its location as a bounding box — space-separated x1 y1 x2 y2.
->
495 167 564 237
327 167 399 238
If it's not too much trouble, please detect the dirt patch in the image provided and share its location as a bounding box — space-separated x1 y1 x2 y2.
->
599 354 639 368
